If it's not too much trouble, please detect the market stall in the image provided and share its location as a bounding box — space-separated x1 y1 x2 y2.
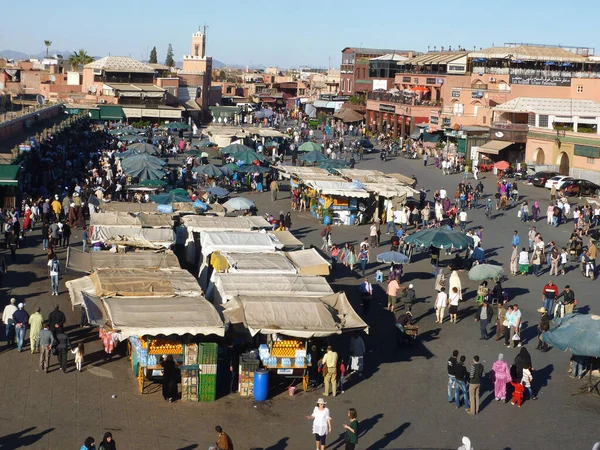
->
304 179 370 225
285 249 330 276
271 230 304 251
66 248 180 273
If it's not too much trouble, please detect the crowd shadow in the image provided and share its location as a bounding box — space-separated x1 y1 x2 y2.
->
364 422 410 450
176 445 198 450
0 426 54 448
534 364 554 393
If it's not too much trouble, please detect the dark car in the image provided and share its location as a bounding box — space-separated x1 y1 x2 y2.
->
531 171 559 187
356 139 374 152
561 179 600 197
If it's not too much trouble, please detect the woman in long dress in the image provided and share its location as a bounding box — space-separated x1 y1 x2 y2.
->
510 245 519 276
490 353 511 401
449 270 462 301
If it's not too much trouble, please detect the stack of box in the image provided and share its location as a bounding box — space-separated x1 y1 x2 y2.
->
198 343 218 402
184 343 198 365
239 352 260 398
180 365 199 402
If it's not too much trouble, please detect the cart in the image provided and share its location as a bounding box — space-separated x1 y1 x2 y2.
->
404 325 419 340
262 338 310 392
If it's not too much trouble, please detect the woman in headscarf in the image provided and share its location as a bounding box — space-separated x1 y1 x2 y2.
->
98 432 116 450
449 270 462 301
531 201 540 222
161 354 178 402
80 437 96 450
490 353 511 402
513 347 532 382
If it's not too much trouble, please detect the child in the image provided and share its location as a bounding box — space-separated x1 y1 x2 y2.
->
510 381 525 407
521 364 536 401
71 343 85 372
338 359 346 394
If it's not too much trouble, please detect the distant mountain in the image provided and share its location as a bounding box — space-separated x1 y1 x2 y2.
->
0 49 73 60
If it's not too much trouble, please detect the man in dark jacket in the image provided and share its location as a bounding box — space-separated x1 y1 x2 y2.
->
556 285 576 315
12 303 29 352
48 304 66 336
467 355 484 415
405 284 416 313
447 350 458 403
454 355 470 410
475 300 494 340
536 306 551 352
54 331 71 372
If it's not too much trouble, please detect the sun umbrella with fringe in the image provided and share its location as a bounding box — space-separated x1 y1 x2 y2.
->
404 228 474 250
377 251 410 264
298 141 321 152
121 153 167 181
139 179 167 188
124 142 160 156
237 165 270 174
207 186 230 197
220 163 240 175
468 264 505 281
495 161 510 171
223 197 255 211
542 314 600 357
196 139 217 148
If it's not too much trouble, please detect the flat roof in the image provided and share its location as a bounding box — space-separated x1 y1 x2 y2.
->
469 45 588 63
400 51 468 66
342 47 413 55
85 56 155 73
494 97 600 116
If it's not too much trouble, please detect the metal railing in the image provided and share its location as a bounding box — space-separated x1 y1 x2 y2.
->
472 66 600 79
0 103 59 125
491 122 529 131
367 92 441 107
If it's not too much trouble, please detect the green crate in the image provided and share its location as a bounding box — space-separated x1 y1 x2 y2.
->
200 391 216 402
199 343 218 364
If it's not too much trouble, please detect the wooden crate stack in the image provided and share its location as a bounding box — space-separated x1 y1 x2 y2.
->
181 365 199 402
239 353 260 398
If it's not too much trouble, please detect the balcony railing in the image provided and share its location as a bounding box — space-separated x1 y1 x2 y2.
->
491 122 529 131
472 66 600 79
367 91 441 107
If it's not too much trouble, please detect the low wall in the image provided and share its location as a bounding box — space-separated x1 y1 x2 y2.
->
0 104 63 141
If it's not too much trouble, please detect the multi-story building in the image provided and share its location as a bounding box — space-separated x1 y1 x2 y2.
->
340 47 414 95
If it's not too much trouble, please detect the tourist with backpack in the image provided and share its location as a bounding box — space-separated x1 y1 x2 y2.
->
48 254 60 296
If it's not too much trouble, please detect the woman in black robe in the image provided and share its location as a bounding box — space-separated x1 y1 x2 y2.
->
161 355 178 402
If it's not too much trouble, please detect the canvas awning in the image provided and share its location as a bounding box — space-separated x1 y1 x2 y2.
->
101 202 163 213
222 252 297 274
271 231 304 251
333 108 364 123
210 273 333 304
478 140 513 155
66 276 96 309
222 292 367 338
91 227 175 248
305 180 370 198
285 249 330 276
182 216 271 233
200 231 282 256
0 165 20 186
103 296 224 339
66 248 180 273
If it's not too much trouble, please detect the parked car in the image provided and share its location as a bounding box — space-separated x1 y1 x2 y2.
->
561 179 600 197
531 171 558 187
356 139 374 152
544 175 573 189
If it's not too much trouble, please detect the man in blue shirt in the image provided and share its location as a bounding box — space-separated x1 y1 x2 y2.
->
511 230 520 247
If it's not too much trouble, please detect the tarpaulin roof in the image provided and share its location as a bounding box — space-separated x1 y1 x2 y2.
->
223 252 297 274
101 202 163 213
66 247 180 273
66 276 96 309
222 292 367 338
285 249 330 276
89 268 202 298
271 231 304 250
333 107 364 123
121 153 167 181
182 215 271 233
90 227 175 248
212 273 333 304
305 180 370 198
103 296 224 339
200 231 282 256
90 212 140 227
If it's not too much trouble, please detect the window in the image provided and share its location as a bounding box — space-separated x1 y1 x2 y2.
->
426 78 436 85
528 113 536 126
402 76 411 83
577 85 584 93
539 115 549 127
414 78 419 84
588 157 595 164
451 90 460 98
348 81 352 93
448 65 466 72
299 89 305 95
483 116 486 124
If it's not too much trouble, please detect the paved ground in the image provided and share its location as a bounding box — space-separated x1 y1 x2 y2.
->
0 140 599 450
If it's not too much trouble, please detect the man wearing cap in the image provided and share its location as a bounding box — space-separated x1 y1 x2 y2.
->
556 285 576 315
42 199 51 223
536 307 551 352
405 284 416 313
542 280 559 318
320 345 338 397
12 303 29 352
28 307 44 354
2 298 17 346
51 196 61 222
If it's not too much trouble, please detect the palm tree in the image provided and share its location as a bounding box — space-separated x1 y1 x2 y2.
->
44 40 52 57
68 49 94 70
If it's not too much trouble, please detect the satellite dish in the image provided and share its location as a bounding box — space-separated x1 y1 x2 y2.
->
90 85 97 94
49 74 56 83
36 95 45 106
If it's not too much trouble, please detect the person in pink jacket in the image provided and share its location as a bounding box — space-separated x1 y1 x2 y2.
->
490 353 511 402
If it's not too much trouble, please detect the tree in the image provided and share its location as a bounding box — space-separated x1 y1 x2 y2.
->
219 69 226 81
149 46 158 64
68 49 94 70
165 44 175 68
44 40 52 57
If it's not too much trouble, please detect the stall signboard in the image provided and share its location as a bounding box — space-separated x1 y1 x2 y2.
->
379 104 395 113
277 368 294 375
320 94 350 102
509 75 571 87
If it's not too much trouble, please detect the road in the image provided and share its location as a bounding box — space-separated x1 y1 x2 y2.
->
0 137 598 449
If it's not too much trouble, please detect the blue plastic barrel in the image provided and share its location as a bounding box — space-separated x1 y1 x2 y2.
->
253 369 269 401
323 215 332 225
349 214 356 225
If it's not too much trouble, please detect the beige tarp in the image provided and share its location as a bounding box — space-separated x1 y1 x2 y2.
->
66 248 180 273
66 276 96 309
91 228 175 247
103 296 224 339
223 252 297 274
90 212 140 227
271 231 304 250
138 214 174 228
81 292 107 326
101 202 160 214
210 273 333 304
200 231 281 256
223 292 367 338
89 268 202 298
183 215 271 233
387 173 418 187
285 249 330 276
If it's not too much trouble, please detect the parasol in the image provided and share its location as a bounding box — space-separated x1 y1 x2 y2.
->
468 264 505 281
149 188 192 204
223 197 255 211
219 143 254 155
230 148 268 164
495 161 510 171
298 141 321 153
138 179 167 188
299 150 327 164
207 186 230 197
377 251 410 264
404 228 473 250
193 164 224 177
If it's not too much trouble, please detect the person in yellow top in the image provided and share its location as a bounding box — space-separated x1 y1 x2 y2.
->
51 195 61 221
320 345 339 397
28 306 44 354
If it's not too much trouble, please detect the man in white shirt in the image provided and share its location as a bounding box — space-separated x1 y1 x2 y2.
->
2 297 17 346
440 187 447 199
459 210 468 231
369 221 378 248
518 248 530 275
441 160 447 175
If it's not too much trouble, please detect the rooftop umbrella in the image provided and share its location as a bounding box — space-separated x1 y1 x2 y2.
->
468 264 505 281
298 141 321 153
319 159 350 169
223 197 255 211
495 161 510 171
138 179 167 188
220 163 240 176
159 122 189 130
219 143 254 155
207 186 230 197
299 150 327 164
231 148 267 164
404 228 473 250
377 251 410 264
149 188 192 205
186 149 203 157
193 164 224 177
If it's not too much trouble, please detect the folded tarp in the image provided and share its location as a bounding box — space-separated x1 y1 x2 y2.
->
223 252 297 274
285 249 330 276
305 180 370 198
81 292 107 326
103 296 224 339
89 268 202 298
210 273 333 304
66 248 180 273
91 227 175 248
101 202 161 214
271 231 304 250
66 276 96 309
90 212 140 227
200 231 281 256
182 215 271 233
319 292 369 334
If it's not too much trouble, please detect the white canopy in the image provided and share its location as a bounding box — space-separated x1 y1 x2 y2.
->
90 212 140 227
305 180 370 198
200 231 282 256
285 249 330 276
222 292 367 338
103 295 224 339
91 227 175 248
210 273 333 304
223 252 297 274
66 248 180 273
182 215 271 233
271 231 304 250
66 276 96 309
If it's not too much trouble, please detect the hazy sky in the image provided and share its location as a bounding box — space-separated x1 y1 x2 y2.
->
2 0 599 67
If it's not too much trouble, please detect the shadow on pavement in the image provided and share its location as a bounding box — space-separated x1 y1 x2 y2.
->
252 436 289 450
364 422 410 450
0 426 54 448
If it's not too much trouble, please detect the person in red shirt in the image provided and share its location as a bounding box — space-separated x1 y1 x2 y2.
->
542 281 559 318
338 359 347 394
